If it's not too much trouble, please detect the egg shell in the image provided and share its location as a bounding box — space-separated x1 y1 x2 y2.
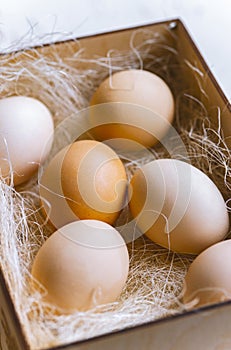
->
0 96 54 186
39 140 127 228
31 220 129 312
183 240 231 309
89 69 174 149
129 159 229 254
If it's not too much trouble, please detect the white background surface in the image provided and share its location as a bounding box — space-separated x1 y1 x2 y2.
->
0 0 230 101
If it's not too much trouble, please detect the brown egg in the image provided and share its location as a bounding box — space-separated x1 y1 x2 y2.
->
183 240 231 309
89 69 174 149
39 140 127 228
129 159 229 254
31 220 129 312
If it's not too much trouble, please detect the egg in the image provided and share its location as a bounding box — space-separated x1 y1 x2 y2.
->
0 96 54 186
89 69 174 149
31 220 129 312
129 159 229 254
183 240 231 309
39 140 127 228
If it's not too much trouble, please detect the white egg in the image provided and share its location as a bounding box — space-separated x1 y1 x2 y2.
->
0 96 54 186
